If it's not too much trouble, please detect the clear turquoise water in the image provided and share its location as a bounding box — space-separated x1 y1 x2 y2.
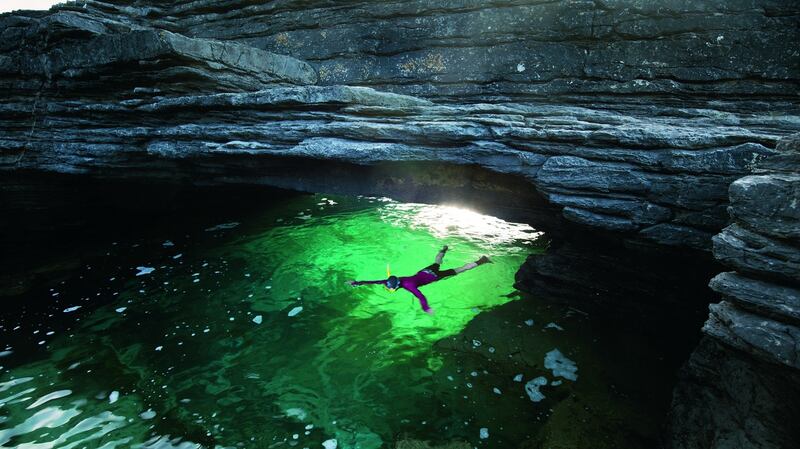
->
2 194 572 448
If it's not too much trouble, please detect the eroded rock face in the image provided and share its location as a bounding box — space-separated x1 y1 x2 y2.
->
84 0 800 100
1 1 799 251
668 133 800 449
0 3 799 446
3 81 792 247
0 10 316 96
668 337 800 449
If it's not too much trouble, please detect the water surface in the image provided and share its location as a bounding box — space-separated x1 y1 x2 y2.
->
0 192 681 448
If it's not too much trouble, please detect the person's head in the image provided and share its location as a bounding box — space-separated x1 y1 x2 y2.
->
385 275 400 291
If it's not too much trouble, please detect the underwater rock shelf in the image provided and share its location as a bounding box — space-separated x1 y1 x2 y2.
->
1 1 799 448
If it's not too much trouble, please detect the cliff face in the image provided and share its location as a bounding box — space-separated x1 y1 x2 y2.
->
77 0 800 100
1 1 799 447
2 1 798 249
668 134 800 449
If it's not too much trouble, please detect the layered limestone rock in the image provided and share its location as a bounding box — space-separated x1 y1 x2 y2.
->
1 2 799 448
707 134 800 369
3 81 795 248
72 0 800 100
2 4 798 250
668 133 800 449
0 10 315 96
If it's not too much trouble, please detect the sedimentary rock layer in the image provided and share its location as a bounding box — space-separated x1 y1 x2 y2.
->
76 0 800 100
668 336 800 449
1 2 799 448
2 2 798 249
668 133 800 449
0 9 316 96
3 81 796 248
706 134 800 368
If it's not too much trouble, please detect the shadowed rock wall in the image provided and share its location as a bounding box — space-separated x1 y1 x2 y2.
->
84 0 800 101
667 133 800 449
2 1 798 249
1 2 799 447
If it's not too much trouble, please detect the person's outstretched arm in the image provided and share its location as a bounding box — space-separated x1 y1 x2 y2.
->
405 286 433 314
348 279 386 286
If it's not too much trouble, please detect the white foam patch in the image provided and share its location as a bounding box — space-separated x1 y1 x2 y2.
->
63 306 81 313
287 306 303 317
545 322 564 331
525 376 547 402
162 240 174 247
109 391 119 404
479 428 489 439
544 349 578 381
322 439 337 449
135 266 155 276
139 409 156 420
115 307 127 313
252 315 263 324
205 222 240 232
513 374 523 382
524 319 534 326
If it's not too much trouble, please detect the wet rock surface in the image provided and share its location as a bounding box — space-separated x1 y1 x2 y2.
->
78 0 800 100
1 1 799 448
668 337 800 449
668 133 800 449
1 1 799 251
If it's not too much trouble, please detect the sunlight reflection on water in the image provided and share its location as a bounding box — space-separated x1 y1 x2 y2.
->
0 194 551 449
381 201 544 248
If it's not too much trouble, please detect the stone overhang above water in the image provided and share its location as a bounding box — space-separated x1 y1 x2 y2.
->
1 11 316 96
2 82 795 249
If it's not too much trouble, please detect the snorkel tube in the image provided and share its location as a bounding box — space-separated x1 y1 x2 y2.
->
384 264 399 292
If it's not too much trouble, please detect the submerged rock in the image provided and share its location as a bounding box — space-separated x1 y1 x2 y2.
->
395 439 470 449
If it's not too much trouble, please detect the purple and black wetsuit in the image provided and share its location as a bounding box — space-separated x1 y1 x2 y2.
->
352 263 456 312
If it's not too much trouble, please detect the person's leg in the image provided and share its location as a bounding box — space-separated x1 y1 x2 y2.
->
435 245 448 265
453 262 477 274
452 255 491 274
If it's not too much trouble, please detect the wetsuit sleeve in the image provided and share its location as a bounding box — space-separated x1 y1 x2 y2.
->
405 286 431 312
353 279 386 285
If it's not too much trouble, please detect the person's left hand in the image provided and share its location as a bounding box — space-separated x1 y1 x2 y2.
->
347 280 358 287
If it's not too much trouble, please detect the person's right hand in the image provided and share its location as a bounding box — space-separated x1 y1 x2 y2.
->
347 280 358 287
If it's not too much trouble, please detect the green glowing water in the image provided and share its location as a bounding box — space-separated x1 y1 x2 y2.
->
2 194 559 448
1 192 689 448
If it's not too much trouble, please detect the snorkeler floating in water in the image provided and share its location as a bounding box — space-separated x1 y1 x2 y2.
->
348 245 492 315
